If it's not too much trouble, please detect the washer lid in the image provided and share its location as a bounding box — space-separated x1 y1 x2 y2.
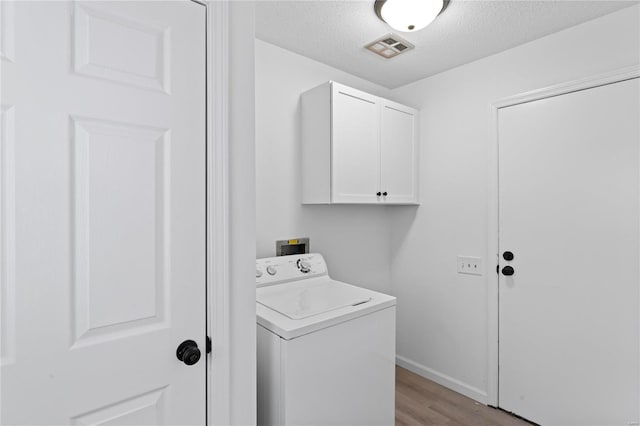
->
257 279 372 320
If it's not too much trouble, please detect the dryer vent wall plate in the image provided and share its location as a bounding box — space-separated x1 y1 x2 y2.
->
276 237 310 256
365 33 414 59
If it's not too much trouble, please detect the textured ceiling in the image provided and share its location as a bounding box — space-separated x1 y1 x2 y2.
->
255 0 638 89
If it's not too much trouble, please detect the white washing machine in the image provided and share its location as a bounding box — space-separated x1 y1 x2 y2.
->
255 253 396 426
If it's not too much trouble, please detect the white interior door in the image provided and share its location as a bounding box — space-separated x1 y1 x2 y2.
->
380 101 417 204
1 1 206 424
331 85 380 204
498 78 640 425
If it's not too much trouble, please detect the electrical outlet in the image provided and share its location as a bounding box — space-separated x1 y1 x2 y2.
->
457 256 483 275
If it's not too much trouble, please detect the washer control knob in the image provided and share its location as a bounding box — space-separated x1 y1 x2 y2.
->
297 260 311 273
256 268 263 278
266 265 277 276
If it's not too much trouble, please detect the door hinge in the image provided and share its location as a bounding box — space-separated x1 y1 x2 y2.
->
206 336 212 354
496 264 499 274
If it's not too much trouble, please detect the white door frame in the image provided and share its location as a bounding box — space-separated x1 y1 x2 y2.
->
486 65 640 407
204 1 231 425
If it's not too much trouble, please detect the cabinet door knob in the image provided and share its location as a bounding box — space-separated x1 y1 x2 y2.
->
376 192 381 196
382 192 388 196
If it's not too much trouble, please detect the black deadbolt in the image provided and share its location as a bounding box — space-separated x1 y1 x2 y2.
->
382 192 388 196
376 192 382 196
503 251 514 261
501 266 515 276
176 340 201 366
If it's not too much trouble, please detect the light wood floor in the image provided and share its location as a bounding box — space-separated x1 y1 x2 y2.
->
396 367 533 426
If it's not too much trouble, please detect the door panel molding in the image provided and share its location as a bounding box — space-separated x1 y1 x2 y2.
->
71 386 169 425
72 2 171 93
486 64 640 407
70 116 171 348
0 1 15 62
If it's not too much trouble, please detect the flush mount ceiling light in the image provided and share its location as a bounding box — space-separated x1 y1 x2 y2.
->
374 0 449 33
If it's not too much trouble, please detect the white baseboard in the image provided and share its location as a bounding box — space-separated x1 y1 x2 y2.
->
396 355 489 405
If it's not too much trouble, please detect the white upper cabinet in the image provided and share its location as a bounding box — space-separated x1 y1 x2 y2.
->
301 82 418 205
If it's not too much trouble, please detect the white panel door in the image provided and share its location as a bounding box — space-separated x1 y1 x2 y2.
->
331 85 380 204
380 102 417 204
1 1 206 424
498 78 639 425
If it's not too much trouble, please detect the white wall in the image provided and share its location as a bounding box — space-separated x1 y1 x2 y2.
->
388 5 640 402
255 39 402 294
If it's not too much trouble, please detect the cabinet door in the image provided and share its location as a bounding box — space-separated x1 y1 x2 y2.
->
331 85 380 203
380 102 418 204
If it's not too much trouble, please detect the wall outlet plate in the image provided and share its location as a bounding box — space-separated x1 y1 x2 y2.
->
457 256 483 275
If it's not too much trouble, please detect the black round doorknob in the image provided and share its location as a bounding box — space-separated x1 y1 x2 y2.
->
376 192 382 196
382 192 388 196
176 340 201 366
503 251 514 261
501 266 515 276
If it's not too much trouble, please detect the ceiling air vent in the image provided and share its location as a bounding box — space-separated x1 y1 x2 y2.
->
365 33 414 59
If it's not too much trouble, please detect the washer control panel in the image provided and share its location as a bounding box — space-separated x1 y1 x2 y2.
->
256 253 328 287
